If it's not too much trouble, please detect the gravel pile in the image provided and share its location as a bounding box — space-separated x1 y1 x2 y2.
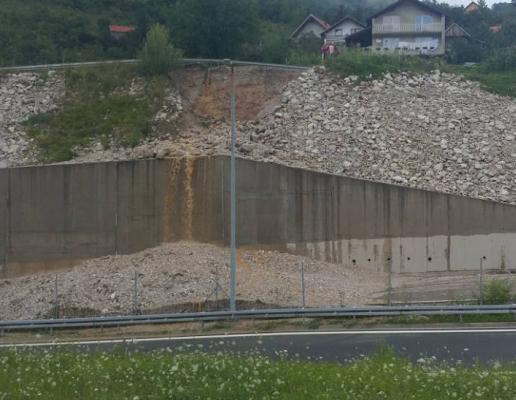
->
0 242 386 320
0 72 64 167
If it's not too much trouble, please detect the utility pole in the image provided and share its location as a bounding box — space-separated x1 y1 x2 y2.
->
229 60 237 313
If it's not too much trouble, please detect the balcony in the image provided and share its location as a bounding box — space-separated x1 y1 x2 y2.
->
373 23 443 34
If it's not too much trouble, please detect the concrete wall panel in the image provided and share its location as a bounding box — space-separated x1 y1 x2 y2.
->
116 160 162 255
0 169 7 274
4 155 516 277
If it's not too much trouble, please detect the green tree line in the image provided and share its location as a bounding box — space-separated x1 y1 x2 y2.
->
0 0 515 67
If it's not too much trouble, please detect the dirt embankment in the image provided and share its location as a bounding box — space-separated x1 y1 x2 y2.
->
173 65 302 123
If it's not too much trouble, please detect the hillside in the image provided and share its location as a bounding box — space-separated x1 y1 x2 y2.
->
1 65 516 205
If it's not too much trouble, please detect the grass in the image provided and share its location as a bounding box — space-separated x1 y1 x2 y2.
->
25 64 169 163
328 50 516 98
0 347 514 399
450 67 516 98
329 49 442 80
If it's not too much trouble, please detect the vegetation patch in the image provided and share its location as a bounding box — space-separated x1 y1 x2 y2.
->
327 50 516 99
25 64 168 163
453 68 516 98
328 50 442 80
0 347 515 399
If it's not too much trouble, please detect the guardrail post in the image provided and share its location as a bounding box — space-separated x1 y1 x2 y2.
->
301 261 306 309
54 273 59 319
387 258 393 306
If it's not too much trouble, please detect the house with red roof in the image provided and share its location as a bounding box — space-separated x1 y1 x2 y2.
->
290 14 330 42
109 25 135 40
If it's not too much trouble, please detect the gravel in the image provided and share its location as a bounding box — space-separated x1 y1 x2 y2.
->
0 242 387 320
0 72 64 167
64 67 516 204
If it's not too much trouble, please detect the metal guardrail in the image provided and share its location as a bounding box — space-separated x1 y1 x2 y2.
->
0 305 514 332
0 58 309 73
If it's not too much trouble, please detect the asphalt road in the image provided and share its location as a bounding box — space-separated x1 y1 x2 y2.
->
3 328 516 365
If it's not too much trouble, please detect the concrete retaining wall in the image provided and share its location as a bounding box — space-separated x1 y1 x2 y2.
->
1 156 515 277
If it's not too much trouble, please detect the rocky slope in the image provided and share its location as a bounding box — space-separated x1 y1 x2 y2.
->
0 72 64 167
252 68 516 203
2 67 516 204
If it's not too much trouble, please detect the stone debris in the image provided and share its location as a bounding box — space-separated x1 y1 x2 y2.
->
66 67 516 204
243 67 516 204
0 72 65 167
0 242 386 320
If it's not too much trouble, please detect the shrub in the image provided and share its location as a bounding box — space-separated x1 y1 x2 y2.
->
482 47 516 72
286 50 321 66
329 49 441 80
482 279 513 305
446 38 486 64
138 24 183 77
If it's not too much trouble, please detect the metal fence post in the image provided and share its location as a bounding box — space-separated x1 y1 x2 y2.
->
54 273 59 319
133 271 139 315
229 60 238 314
301 262 306 309
387 258 393 306
215 264 219 311
479 256 485 305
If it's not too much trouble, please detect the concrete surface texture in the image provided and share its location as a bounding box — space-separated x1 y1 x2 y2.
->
1 156 516 278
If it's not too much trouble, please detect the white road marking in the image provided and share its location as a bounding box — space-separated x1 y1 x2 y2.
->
1 328 516 348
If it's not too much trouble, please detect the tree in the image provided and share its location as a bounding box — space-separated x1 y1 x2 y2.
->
172 0 260 59
138 24 182 77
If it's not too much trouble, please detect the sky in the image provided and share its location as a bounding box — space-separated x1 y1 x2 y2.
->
444 0 511 5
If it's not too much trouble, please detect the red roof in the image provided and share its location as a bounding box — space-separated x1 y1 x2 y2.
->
109 25 135 33
311 15 331 30
290 14 331 39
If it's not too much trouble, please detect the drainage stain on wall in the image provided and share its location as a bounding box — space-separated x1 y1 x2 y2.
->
162 157 195 242
182 157 194 241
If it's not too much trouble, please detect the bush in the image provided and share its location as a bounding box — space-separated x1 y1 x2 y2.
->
138 24 182 77
482 279 513 305
482 47 516 72
329 49 441 80
446 38 486 64
286 49 321 66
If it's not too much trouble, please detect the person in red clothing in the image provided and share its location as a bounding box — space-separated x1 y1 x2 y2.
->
321 43 329 61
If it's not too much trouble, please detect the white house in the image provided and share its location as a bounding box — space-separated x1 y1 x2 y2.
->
290 14 331 42
322 16 366 44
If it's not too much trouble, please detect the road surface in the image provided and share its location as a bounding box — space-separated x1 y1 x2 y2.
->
2 327 516 364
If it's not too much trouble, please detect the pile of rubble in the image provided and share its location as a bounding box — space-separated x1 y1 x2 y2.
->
73 67 516 204
0 72 64 167
245 68 516 203
3 67 516 205
0 242 386 320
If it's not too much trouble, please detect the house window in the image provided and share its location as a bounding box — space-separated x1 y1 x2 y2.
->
335 28 343 36
415 36 438 49
416 15 433 31
383 37 400 49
